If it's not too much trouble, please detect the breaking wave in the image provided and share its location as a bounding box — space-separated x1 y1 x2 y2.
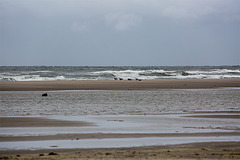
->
0 66 239 81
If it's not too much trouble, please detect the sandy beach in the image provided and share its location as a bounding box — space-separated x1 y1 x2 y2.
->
0 78 240 159
0 78 240 91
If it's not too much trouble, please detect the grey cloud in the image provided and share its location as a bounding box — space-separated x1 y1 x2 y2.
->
105 13 142 31
159 0 240 21
1 0 240 66
162 5 216 19
71 21 89 32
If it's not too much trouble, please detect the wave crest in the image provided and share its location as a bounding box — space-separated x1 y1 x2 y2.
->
1 66 239 81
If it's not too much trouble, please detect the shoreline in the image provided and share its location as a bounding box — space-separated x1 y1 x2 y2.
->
0 78 240 91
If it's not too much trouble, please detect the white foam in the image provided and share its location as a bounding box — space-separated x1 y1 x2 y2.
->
187 69 240 75
0 75 66 81
1 67 240 81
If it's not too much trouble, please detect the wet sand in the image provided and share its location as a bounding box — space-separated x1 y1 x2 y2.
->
0 117 94 128
184 114 240 119
0 78 240 91
1 114 240 159
0 115 240 142
1 132 240 142
1 142 240 159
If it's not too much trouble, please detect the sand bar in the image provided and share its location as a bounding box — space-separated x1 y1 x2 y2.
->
184 114 240 119
1 132 240 142
0 117 94 128
0 78 240 91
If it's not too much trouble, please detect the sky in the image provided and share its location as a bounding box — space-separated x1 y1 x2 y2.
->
0 0 240 66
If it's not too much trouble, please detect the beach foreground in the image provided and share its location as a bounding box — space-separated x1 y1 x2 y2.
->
1 79 240 159
1 113 240 159
1 78 240 91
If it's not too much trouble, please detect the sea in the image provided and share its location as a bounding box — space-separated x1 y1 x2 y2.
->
0 65 240 81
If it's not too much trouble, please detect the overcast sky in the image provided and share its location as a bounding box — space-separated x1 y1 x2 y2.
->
1 0 240 66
